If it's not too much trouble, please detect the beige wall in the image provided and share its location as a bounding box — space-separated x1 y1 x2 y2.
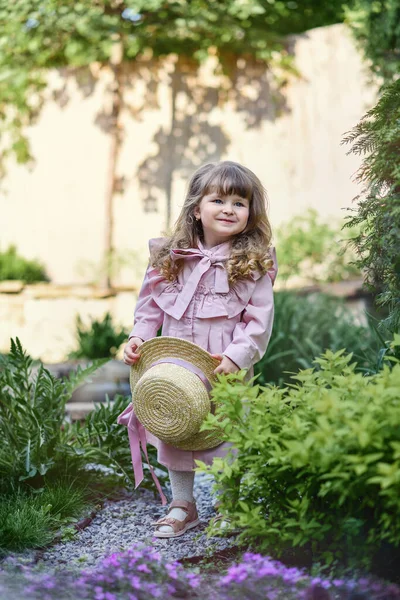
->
0 282 136 362
2 23 376 292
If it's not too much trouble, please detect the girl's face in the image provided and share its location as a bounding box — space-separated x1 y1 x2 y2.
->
193 191 250 248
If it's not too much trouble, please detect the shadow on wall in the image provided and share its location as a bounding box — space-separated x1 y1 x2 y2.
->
50 52 292 225
135 55 290 223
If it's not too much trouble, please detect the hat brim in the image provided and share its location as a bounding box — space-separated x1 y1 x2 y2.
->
130 337 224 451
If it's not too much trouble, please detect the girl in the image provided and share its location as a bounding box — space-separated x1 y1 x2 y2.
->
121 160 277 538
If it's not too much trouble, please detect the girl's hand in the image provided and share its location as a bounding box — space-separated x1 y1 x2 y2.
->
123 336 144 365
211 354 240 375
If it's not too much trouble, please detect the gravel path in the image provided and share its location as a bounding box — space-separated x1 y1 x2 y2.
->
8 474 236 570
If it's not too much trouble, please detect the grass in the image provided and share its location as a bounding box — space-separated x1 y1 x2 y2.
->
0 493 54 553
0 478 94 555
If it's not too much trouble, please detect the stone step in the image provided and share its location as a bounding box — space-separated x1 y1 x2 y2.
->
34 359 131 403
65 401 111 420
42 359 130 383
70 381 131 403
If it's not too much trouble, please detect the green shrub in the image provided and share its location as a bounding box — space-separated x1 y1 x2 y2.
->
342 78 400 334
0 339 168 553
275 209 359 284
198 337 400 567
0 245 49 283
63 395 169 492
69 312 128 359
255 291 388 386
0 338 107 492
0 338 166 500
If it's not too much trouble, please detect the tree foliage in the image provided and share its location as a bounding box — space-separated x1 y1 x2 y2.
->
345 0 400 85
342 78 400 333
0 0 345 173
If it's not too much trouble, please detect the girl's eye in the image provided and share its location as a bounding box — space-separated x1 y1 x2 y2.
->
211 198 246 207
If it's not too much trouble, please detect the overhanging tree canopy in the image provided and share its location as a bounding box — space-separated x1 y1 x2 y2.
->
0 0 346 170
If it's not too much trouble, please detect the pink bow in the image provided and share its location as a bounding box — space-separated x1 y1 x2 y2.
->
169 247 230 320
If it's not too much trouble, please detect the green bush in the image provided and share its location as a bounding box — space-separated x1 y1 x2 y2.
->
0 337 166 497
63 395 169 493
342 78 400 333
199 337 400 567
0 245 49 283
275 209 359 284
255 291 388 386
0 338 107 492
69 312 128 359
0 339 168 553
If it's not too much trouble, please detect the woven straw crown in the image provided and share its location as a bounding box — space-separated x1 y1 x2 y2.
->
130 337 223 451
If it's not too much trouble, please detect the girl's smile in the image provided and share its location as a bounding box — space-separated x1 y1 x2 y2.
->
194 192 250 248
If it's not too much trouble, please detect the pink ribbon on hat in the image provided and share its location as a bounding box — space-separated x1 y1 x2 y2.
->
151 357 213 393
117 356 214 504
117 404 168 505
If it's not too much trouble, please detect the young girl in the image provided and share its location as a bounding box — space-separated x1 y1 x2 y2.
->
121 160 277 538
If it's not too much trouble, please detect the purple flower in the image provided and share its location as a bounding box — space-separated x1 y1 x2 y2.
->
129 576 141 589
165 563 179 580
370 582 384 592
187 572 201 588
146 583 162 598
137 564 151 573
167 583 176 595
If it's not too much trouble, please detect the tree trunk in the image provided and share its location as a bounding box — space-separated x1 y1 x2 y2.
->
164 60 180 232
103 37 123 289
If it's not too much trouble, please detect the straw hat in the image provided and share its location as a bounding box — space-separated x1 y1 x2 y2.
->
130 336 224 451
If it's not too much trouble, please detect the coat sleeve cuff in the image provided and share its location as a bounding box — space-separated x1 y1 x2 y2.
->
223 344 256 371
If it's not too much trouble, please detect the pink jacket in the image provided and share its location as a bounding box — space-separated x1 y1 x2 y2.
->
129 237 277 369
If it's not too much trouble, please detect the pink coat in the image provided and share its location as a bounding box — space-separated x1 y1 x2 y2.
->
118 237 277 503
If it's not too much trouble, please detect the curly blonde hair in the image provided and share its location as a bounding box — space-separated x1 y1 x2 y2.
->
151 161 273 284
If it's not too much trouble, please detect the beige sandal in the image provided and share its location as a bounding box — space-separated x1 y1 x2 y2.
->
152 500 200 538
